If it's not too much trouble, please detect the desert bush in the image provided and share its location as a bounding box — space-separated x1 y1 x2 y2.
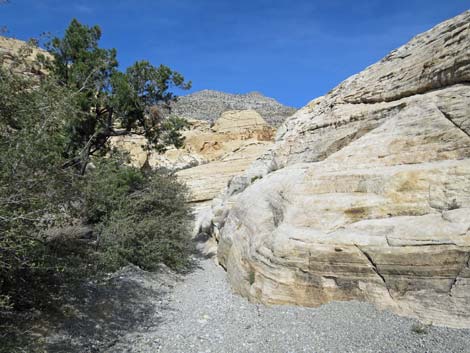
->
82 155 146 224
411 322 431 334
0 64 85 310
0 20 193 312
86 162 194 271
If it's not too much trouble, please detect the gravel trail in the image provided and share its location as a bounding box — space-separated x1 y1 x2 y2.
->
112 258 470 353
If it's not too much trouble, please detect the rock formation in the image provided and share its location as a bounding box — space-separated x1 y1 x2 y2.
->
0 35 293 208
208 11 470 328
168 89 297 126
0 36 50 77
176 110 276 204
112 109 276 204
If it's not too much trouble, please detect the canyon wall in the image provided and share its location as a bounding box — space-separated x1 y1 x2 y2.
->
208 11 470 328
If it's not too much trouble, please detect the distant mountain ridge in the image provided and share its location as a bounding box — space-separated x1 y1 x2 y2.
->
169 89 297 126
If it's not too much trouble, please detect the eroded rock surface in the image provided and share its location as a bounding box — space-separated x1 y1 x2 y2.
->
176 110 274 204
210 11 470 328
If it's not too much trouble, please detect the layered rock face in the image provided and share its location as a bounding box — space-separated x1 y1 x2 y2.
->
112 109 275 203
176 110 274 204
211 11 470 328
168 90 297 126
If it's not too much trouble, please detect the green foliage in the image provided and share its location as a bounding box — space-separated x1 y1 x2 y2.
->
0 19 194 315
447 198 460 211
78 155 193 271
0 63 83 310
43 19 191 173
82 155 146 224
248 270 256 285
91 167 194 271
411 322 432 335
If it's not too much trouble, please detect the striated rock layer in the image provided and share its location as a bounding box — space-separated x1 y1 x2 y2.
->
209 11 470 328
176 110 274 204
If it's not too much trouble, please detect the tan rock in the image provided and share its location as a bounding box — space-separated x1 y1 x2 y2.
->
111 110 276 203
210 11 470 328
0 36 50 77
177 141 272 203
212 109 272 135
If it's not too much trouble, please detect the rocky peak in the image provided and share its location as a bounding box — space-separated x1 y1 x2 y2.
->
169 89 297 126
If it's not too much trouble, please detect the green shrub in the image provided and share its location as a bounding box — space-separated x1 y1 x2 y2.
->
447 198 460 211
82 155 146 224
411 322 431 334
0 63 85 310
0 63 193 312
93 168 194 271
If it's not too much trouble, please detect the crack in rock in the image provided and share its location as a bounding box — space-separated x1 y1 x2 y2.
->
436 104 470 139
449 252 470 297
355 245 394 300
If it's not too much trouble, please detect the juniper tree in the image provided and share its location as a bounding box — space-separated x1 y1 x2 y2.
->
44 19 191 174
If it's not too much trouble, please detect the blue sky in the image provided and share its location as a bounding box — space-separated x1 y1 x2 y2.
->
1 1 469 107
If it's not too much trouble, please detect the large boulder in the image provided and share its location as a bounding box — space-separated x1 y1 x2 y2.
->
211 11 470 328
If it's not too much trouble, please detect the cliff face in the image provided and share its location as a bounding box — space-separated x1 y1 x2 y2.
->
168 90 297 126
209 11 470 328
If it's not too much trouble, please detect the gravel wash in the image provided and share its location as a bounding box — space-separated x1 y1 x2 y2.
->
110 258 470 353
